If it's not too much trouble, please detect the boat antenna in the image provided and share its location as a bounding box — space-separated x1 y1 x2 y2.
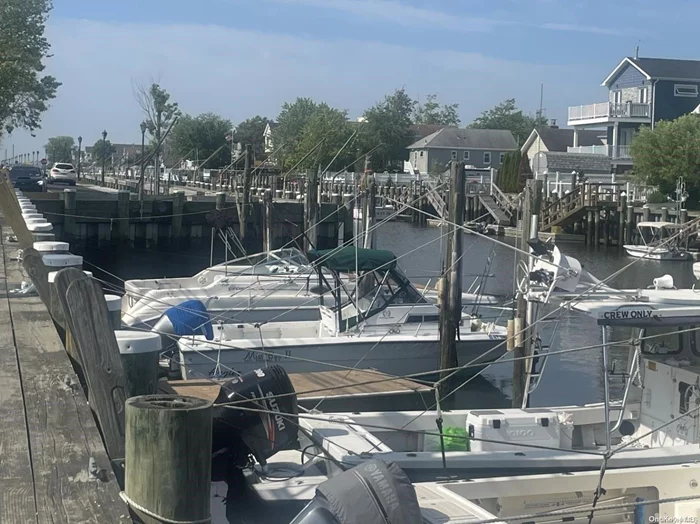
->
434 388 448 470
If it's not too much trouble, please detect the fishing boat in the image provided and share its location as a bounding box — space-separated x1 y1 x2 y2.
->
122 246 503 328
288 244 700 480
623 221 693 260
175 247 507 379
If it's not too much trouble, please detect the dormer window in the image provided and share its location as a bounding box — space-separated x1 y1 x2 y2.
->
613 90 622 104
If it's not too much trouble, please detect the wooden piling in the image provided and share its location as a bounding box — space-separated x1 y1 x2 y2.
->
661 207 669 223
239 143 253 246
438 161 466 399
125 395 212 524
117 190 130 241
115 330 161 398
643 206 651 223
64 188 78 240
626 205 635 244
263 189 273 252
594 211 600 247
171 190 185 240
512 178 542 409
619 194 627 247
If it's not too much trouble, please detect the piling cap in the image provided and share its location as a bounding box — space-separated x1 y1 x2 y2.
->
104 294 122 312
114 330 162 354
42 254 82 268
47 270 93 283
33 241 69 253
27 222 53 232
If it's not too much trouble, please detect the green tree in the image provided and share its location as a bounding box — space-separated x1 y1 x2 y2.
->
518 150 533 190
134 82 180 174
233 116 270 160
275 98 318 169
470 99 546 146
361 88 416 170
45 136 75 164
631 114 700 201
170 113 233 168
0 0 60 136
414 94 460 126
498 151 520 192
92 138 115 164
290 104 354 171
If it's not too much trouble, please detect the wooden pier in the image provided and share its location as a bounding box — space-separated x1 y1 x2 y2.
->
0 221 127 523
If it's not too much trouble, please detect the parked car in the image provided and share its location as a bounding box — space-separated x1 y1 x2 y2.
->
9 165 46 192
49 163 77 185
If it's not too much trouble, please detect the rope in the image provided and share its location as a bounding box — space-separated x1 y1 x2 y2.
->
119 492 211 524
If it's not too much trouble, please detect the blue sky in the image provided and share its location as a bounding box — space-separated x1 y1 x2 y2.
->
5 0 700 156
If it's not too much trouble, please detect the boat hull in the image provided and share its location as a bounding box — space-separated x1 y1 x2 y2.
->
623 245 692 261
178 336 506 380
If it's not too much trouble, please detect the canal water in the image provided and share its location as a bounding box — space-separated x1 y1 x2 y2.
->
79 220 698 409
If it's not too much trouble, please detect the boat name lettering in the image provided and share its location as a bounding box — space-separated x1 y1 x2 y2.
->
209 369 240 379
266 391 286 431
228 285 246 291
243 350 292 363
507 429 535 437
602 310 653 320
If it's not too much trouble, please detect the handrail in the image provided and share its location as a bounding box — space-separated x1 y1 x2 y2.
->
489 181 518 218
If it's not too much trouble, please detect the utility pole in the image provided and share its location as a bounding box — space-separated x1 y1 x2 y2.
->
438 161 466 399
238 144 253 249
512 178 543 408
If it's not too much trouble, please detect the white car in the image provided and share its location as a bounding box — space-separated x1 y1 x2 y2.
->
49 163 77 185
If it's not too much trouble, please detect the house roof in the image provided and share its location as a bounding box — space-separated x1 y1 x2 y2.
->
534 151 611 173
410 124 452 140
603 56 700 86
522 127 604 154
407 128 518 151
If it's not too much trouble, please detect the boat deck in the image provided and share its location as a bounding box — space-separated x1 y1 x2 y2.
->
162 368 431 401
0 223 127 523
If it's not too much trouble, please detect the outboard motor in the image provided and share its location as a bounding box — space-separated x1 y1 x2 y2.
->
152 299 214 340
212 365 298 467
290 459 422 524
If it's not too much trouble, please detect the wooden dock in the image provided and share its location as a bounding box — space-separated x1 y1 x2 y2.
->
0 222 128 523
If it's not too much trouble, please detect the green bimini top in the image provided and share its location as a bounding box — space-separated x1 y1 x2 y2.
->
307 247 397 272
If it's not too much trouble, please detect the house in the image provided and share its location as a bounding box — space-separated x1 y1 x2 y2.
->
568 52 700 172
407 128 518 173
521 124 605 165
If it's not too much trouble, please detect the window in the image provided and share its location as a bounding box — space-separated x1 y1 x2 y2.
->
419 151 424 157
463 151 470 161
639 87 649 104
613 90 622 104
499 152 506 164
483 152 491 164
675 84 698 97
451 151 457 160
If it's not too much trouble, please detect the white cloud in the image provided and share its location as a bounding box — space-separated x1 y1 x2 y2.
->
256 0 512 32
6 18 597 154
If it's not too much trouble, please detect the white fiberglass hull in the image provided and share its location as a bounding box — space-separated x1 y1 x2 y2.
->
178 334 506 380
623 244 692 261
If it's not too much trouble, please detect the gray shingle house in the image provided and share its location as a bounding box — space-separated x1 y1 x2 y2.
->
407 128 518 174
568 53 700 172
521 126 605 165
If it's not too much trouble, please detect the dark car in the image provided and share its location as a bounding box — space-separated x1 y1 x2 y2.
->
9 165 46 192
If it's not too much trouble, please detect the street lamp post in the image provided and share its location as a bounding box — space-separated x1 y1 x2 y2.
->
77 136 82 179
139 122 147 201
101 130 107 185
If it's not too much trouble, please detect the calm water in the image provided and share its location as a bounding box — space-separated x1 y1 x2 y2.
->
79 221 698 409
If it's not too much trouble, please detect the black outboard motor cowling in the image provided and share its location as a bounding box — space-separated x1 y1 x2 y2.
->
290 459 422 524
212 365 298 467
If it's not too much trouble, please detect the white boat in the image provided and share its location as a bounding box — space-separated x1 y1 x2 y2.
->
176 247 507 379
289 245 700 480
123 247 503 328
236 450 700 524
623 221 693 260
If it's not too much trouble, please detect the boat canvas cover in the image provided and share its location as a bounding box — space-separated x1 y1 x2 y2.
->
317 459 422 524
308 247 397 272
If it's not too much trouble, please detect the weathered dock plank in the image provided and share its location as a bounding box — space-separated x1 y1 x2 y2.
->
1 225 129 523
0 234 37 524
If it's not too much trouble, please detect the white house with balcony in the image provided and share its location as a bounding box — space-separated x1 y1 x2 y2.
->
567 53 700 173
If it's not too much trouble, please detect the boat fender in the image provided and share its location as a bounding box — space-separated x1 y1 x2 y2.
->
152 299 214 340
653 274 674 290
